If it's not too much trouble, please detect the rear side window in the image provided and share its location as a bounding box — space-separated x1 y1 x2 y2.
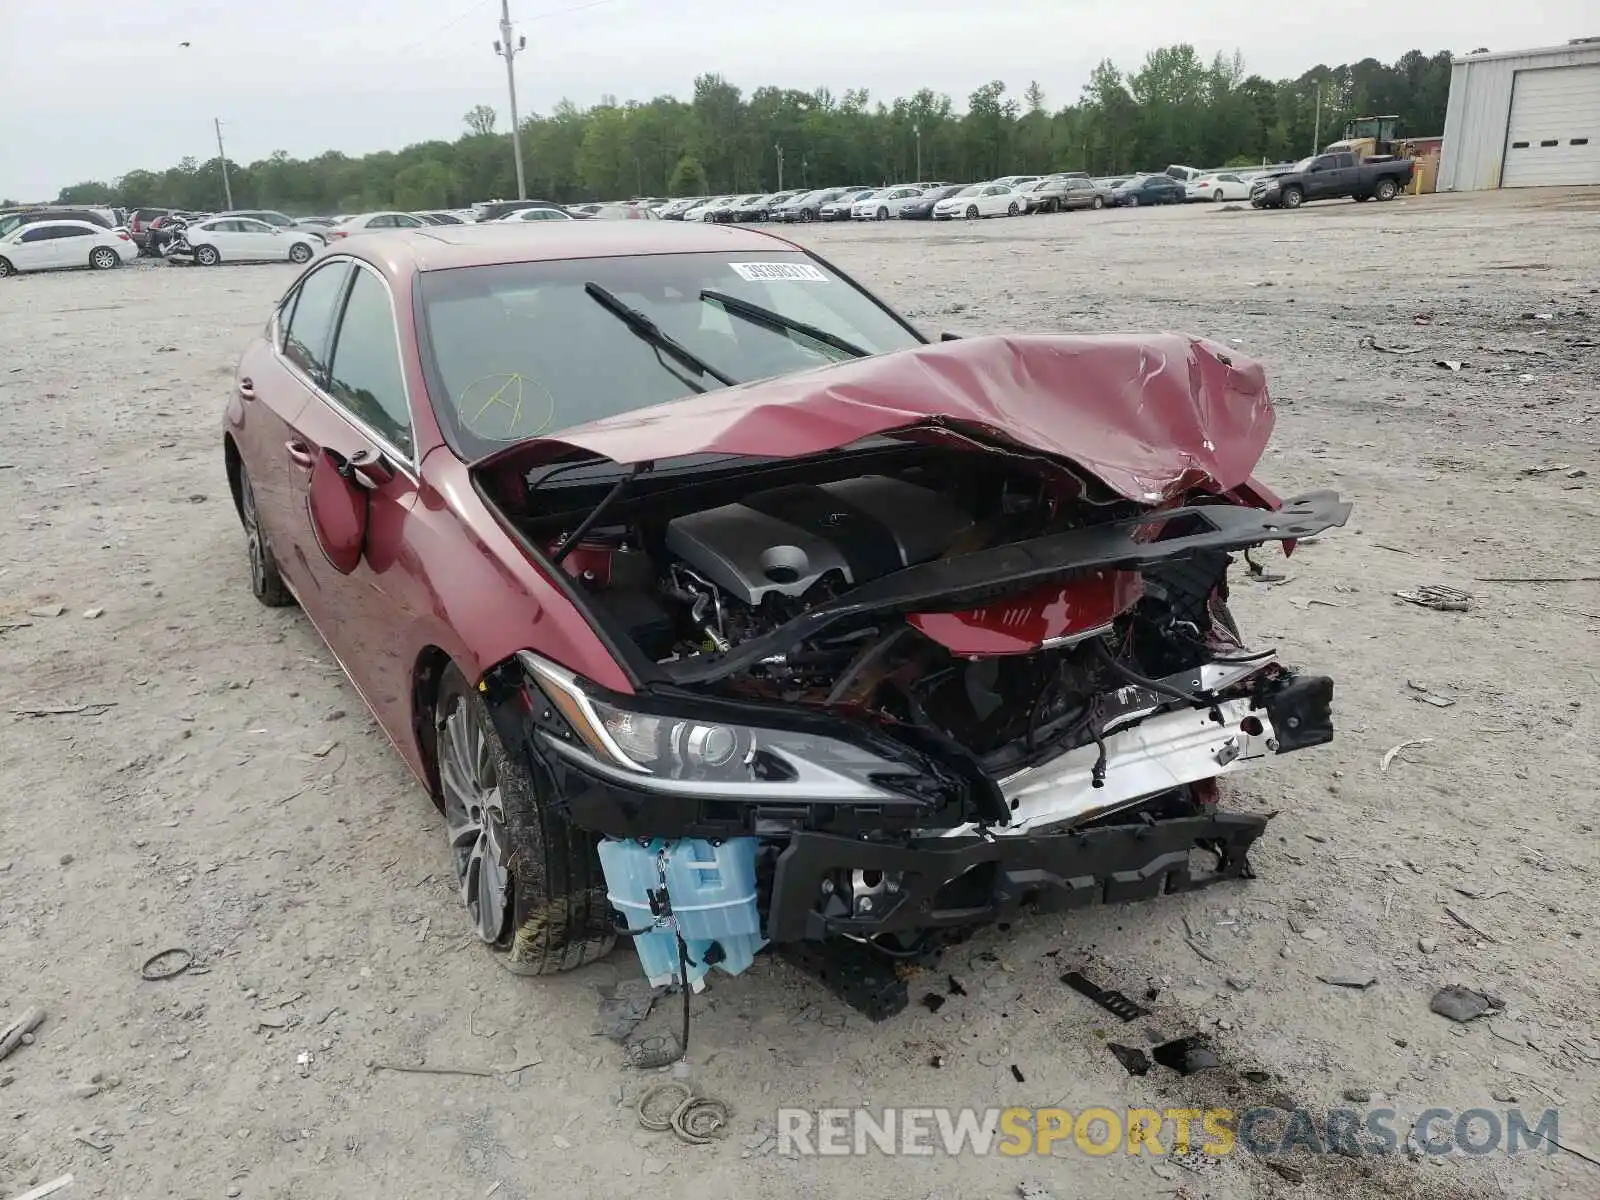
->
328 268 413 456
282 262 350 380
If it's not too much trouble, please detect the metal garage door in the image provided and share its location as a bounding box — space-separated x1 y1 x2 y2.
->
1500 64 1600 187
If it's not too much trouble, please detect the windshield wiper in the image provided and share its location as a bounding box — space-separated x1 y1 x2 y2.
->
584 282 739 388
699 289 870 361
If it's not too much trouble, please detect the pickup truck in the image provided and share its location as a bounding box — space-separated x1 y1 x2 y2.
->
1250 152 1414 209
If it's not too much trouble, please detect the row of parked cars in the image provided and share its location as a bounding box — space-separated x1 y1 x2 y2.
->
0 161 1296 278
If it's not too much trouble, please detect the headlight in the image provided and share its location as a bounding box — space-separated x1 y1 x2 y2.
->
517 651 908 799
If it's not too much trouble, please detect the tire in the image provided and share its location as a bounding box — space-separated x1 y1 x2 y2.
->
1213 190 1225 202
1091 195 1104 210
1374 179 1399 202
800 208 816 222
965 205 979 220
1006 202 1019 216
194 244 220 266
237 464 295 608
0 257 13 278
434 663 615 976
1354 194 1371 203
876 207 889 221
288 241 313 264
1280 187 1303 209
89 246 120 270
1127 195 1139 207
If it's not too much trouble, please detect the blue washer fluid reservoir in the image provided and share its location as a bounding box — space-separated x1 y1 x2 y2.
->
597 837 767 990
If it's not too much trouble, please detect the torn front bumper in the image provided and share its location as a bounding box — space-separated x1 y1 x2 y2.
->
766 809 1269 943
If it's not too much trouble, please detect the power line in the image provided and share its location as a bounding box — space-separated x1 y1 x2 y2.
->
399 0 616 56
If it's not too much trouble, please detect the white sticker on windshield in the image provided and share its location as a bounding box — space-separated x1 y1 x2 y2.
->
729 261 828 282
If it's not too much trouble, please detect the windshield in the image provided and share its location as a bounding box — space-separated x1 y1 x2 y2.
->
951 185 982 198
1293 157 1317 172
418 250 924 459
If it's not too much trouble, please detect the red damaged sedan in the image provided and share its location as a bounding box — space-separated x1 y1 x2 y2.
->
223 222 1348 1017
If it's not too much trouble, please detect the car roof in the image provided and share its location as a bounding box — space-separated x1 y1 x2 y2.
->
328 221 802 282
12 219 101 233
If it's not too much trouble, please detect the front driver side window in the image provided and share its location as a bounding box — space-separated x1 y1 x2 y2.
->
327 268 413 457
283 262 351 380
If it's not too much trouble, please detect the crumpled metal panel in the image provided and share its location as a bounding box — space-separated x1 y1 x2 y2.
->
481 333 1275 505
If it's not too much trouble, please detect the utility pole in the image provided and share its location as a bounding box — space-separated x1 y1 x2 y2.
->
493 0 528 199
1311 86 1323 154
913 123 922 181
213 118 234 210
774 144 783 192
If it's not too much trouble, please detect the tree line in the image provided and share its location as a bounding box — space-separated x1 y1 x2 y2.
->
48 45 1453 214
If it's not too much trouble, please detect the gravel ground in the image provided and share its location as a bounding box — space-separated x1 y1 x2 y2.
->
2 188 1597 1200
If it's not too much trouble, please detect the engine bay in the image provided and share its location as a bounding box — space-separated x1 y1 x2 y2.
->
492 442 1259 776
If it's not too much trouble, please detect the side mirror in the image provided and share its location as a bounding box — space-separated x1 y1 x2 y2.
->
341 447 394 490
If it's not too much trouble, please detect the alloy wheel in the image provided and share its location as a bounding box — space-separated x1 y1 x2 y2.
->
240 471 268 594
439 696 513 944
91 247 118 270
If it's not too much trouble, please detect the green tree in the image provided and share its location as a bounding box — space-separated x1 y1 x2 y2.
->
463 104 497 136
668 154 708 196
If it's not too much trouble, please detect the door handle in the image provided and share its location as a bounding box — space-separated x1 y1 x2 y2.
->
285 440 315 469
238 377 256 401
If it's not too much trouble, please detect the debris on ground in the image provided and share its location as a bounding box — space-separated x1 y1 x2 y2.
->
138 947 195 981
1444 905 1499 943
1318 973 1378 990
920 993 946 1014
1381 738 1434 772
636 1081 730 1145
1151 1035 1221 1075
1018 1184 1058 1200
1357 334 1424 355
0 1006 47 1063
6 1175 75 1200
1108 1043 1152 1076
1395 584 1472 612
1517 463 1571 477
594 980 656 1042
26 604 65 618
1434 359 1466 371
1430 985 1505 1023
1061 971 1148 1022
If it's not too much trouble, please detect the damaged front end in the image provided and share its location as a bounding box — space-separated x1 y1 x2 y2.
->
474 333 1350 1014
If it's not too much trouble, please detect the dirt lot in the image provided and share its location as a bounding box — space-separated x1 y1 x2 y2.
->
2 189 1597 1200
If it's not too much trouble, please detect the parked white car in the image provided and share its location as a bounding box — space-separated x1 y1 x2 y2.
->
1185 172 1253 202
496 207 575 222
683 196 735 222
852 185 933 221
0 219 137 276
932 183 1023 220
989 175 1043 190
324 211 431 240
167 217 321 266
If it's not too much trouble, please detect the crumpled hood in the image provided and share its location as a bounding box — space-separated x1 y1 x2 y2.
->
485 333 1274 504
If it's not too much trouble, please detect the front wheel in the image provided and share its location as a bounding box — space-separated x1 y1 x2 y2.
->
1091 195 1104 210
1006 202 1019 216
799 208 816 222
965 205 979 220
1280 187 1304 209
0 257 14 278
435 665 615 976
876 207 889 221
194 244 220 266
1127 195 1140 207
1374 179 1399 202
288 241 313 264
90 246 120 270
237 463 295 607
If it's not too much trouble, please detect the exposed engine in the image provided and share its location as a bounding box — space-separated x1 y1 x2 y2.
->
545 459 1239 773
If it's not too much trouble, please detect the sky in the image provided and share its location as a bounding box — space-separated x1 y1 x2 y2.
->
0 0 1592 200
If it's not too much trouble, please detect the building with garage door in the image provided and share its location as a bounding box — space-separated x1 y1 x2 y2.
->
1438 38 1600 190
